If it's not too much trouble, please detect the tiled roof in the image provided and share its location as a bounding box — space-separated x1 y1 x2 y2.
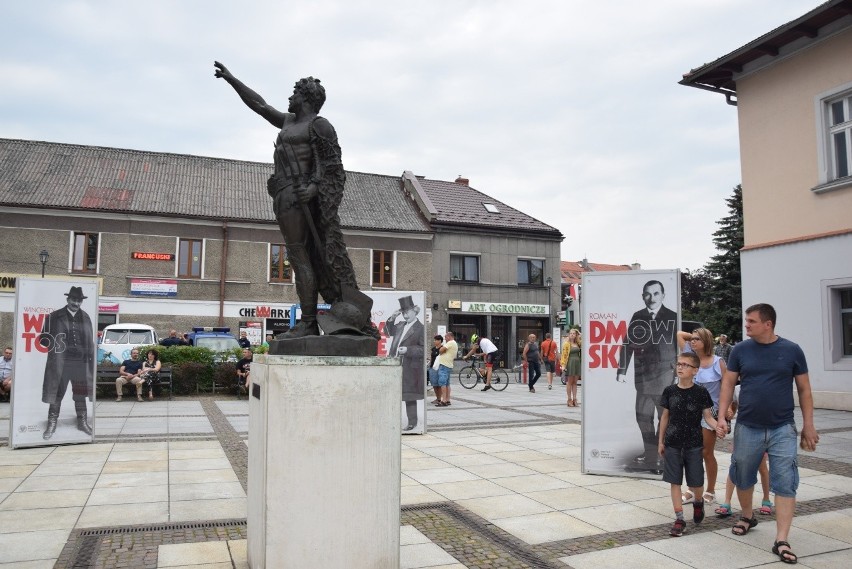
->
0 138 429 233
415 177 562 238
560 260 632 284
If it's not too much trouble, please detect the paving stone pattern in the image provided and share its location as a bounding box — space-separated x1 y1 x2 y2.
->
5 389 852 568
201 398 249 492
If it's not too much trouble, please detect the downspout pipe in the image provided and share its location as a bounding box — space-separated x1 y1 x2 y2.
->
219 220 228 326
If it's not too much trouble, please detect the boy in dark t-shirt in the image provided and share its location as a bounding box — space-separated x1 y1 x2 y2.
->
658 352 717 537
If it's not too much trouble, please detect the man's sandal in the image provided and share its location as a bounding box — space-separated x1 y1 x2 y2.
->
715 503 732 517
772 540 798 564
731 516 758 536
759 499 773 515
702 491 715 504
681 490 695 504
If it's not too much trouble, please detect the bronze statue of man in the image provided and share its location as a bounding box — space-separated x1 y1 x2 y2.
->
215 62 373 339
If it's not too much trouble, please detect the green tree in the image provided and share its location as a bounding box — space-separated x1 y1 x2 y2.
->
702 184 744 341
680 268 710 322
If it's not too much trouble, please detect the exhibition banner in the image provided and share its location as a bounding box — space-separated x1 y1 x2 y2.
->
581 270 680 478
370 291 427 435
10 278 99 448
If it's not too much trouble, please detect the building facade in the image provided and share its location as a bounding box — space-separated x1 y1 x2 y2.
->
0 139 432 344
403 173 563 366
1 139 563 370
681 0 852 410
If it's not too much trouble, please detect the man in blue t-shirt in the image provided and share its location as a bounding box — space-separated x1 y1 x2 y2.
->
115 349 144 402
716 304 819 565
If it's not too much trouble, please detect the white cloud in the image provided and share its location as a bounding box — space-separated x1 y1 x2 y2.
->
0 0 815 269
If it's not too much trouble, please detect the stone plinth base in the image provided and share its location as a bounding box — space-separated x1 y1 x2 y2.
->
247 355 401 569
268 335 378 356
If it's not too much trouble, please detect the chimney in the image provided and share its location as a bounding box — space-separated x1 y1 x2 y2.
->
630 263 641 271
455 175 469 186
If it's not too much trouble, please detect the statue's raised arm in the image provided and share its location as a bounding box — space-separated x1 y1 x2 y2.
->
214 61 286 129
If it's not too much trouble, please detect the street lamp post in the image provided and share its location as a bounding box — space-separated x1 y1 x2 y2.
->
39 249 49 278
545 276 553 334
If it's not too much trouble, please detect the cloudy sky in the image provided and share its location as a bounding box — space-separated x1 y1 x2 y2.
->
1 0 815 270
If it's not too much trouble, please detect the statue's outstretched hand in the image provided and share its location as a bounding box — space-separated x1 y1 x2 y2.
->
214 61 232 80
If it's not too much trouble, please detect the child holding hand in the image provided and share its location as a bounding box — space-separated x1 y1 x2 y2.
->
659 352 720 537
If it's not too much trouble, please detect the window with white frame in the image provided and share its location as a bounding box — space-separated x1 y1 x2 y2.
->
827 91 852 181
450 254 479 283
372 250 394 288
817 86 852 190
72 232 99 273
269 244 293 283
177 238 202 279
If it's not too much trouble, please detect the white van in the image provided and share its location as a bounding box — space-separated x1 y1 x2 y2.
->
98 323 159 364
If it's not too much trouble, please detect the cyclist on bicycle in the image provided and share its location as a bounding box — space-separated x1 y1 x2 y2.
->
463 335 499 391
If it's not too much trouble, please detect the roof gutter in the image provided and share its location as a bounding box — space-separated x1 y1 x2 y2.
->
685 82 738 106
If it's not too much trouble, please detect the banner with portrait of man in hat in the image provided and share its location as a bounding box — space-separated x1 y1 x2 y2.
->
370 291 427 435
10 278 99 448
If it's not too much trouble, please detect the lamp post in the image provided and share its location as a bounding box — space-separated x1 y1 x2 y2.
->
545 276 553 334
39 249 49 278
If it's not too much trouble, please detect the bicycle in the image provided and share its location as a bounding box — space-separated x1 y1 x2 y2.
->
458 355 509 391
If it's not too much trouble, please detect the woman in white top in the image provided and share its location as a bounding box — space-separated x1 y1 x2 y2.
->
677 327 726 504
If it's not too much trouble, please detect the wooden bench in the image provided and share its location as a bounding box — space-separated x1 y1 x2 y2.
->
97 367 173 400
207 374 246 399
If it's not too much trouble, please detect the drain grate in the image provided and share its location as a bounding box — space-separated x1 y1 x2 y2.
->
77 518 246 537
58 519 249 569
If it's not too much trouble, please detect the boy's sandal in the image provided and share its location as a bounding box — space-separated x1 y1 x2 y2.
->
731 516 758 536
772 540 797 564
702 491 715 504
681 490 695 504
714 503 732 517
759 500 773 515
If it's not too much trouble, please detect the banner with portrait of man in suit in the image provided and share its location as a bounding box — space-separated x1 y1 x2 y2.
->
370 291 427 435
10 278 99 448
581 270 680 478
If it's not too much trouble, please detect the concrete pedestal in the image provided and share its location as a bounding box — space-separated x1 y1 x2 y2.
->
247 355 401 569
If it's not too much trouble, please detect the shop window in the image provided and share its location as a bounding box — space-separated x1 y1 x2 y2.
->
269 244 293 282
177 238 202 279
450 254 479 283
372 250 394 288
72 232 99 273
517 258 544 286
